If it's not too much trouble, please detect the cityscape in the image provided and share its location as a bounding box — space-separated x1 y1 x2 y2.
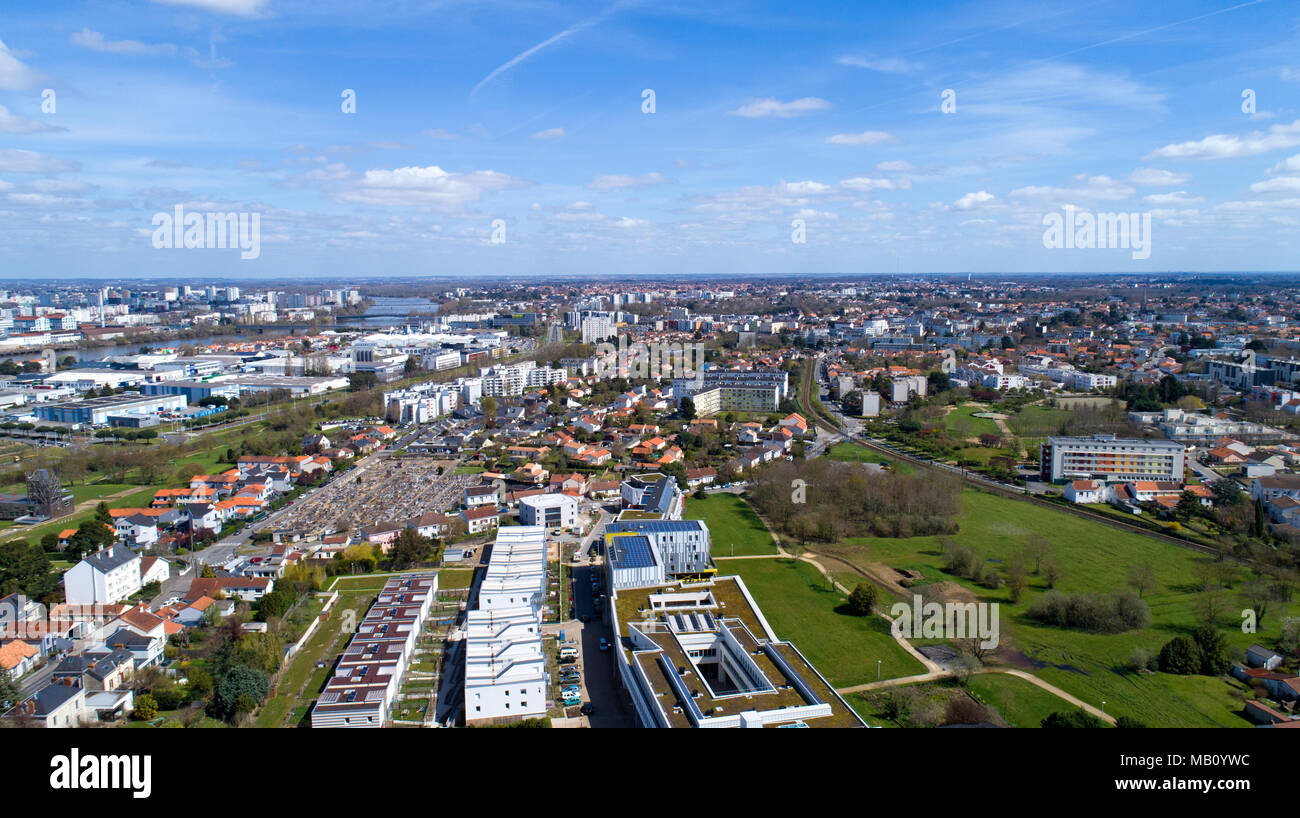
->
0 0 1297 796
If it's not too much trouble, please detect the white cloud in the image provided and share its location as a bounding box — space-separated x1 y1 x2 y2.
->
1129 168 1189 186
336 165 528 209
70 28 178 56
587 172 666 190
530 127 565 140
1250 177 1300 193
839 177 898 191
1146 119 1300 160
0 105 64 134
1142 191 1204 205
1266 155 1300 175
1010 175 1135 202
826 130 893 146
421 128 459 140
953 191 995 210
727 97 830 118
836 55 921 73
149 0 268 16
877 160 914 172
0 40 42 90
0 149 78 174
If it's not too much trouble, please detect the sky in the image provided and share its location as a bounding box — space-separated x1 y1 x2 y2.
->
1 0 1299 279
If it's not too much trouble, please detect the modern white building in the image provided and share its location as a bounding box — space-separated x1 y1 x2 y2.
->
605 518 712 590
518 492 579 529
464 526 548 726
62 545 142 606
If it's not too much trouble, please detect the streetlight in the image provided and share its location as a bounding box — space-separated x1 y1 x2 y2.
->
877 659 881 680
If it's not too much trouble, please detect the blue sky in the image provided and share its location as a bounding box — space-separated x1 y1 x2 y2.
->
1 0 1299 279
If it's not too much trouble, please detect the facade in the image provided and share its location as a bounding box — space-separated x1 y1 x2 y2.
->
518 492 578 529
62 545 142 606
1040 435 1186 483
310 573 438 728
36 391 187 426
605 518 712 590
464 526 548 726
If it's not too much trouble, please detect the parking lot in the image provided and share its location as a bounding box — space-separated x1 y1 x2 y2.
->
559 561 634 728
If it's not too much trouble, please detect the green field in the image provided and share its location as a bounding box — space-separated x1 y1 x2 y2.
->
944 405 1001 438
825 442 917 475
683 492 778 556
968 673 1082 728
821 488 1272 727
724 557 926 687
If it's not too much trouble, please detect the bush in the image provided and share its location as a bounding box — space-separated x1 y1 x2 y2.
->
1026 590 1150 633
847 583 878 616
1158 635 1204 675
131 694 158 721
1042 709 1104 728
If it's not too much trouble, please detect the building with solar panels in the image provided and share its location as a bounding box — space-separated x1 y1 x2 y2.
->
605 518 712 590
619 473 684 520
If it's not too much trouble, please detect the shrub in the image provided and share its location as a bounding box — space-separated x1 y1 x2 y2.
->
1158 635 1204 675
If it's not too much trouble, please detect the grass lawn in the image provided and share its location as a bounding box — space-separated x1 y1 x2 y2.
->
724 557 926 687
968 673 1081 728
683 492 778 556
826 441 917 475
1006 405 1072 439
820 488 1274 727
257 589 378 727
945 405 1001 438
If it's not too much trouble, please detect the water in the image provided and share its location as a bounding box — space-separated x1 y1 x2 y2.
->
356 296 441 325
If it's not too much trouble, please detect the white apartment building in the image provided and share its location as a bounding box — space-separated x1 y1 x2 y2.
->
62 545 142 606
518 492 579 529
464 526 549 725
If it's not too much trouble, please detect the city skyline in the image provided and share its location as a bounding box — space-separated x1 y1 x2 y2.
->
1 0 1299 277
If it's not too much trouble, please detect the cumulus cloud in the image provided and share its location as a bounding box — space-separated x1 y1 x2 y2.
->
953 190 995 210
336 165 529 208
0 40 42 90
1145 119 1300 160
727 97 830 118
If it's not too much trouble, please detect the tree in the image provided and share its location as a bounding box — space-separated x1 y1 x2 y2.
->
1127 563 1156 598
1115 716 1149 728
389 528 436 567
1041 709 1104 728
200 563 215 578
131 694 159 721
1024 536 1052 575
679 397 695 421
1042 558 1063 589
0 665 18 711
847 583 878 616
93 501 113 528
1158 635 1203 675
211 665 270 722
1192 624 1230 676
1006 554 1028 603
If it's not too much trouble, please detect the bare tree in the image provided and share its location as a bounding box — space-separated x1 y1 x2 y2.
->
1127 563 1156 599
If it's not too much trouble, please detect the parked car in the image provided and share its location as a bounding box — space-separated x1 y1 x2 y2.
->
580 703 595 716
562 693 581 707
561 685 581 697
599 637 609 652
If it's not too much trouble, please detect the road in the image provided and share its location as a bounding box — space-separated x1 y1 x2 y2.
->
565 561 634 727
